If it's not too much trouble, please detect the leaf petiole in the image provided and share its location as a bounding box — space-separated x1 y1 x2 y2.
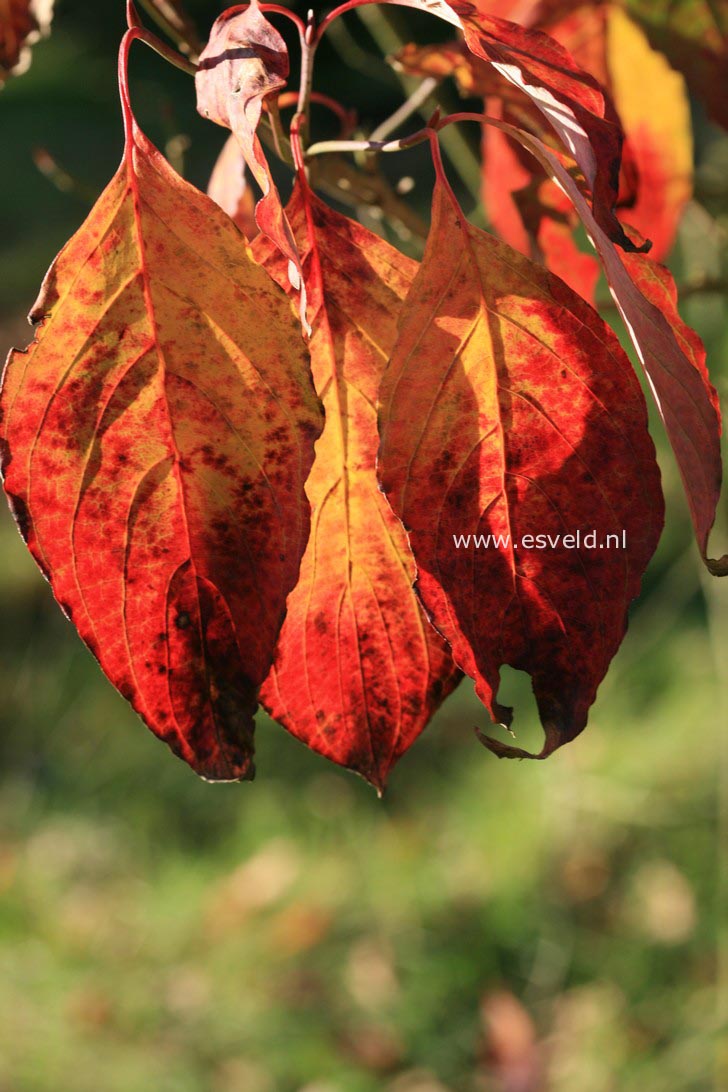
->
305 127 432 158
124 3 199 78
136 29 198 76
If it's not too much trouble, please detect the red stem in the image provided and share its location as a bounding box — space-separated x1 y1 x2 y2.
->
277 90 354 132
259 3 307 36
289 113 308 175
425 127 465 214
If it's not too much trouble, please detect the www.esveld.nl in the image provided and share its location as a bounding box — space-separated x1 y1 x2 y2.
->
452 530 628 550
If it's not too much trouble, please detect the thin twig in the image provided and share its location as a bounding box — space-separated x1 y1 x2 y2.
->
256 115 427 238
369 77 438 142
306 130 431 158
353 5 482 203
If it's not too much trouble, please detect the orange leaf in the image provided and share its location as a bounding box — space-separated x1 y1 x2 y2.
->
379 0 636 250
605 5 692 262
0 0 53 85
195 2 305 318
418 4 692 294
378 166 664 758
0 32 323 780
255 184 459 790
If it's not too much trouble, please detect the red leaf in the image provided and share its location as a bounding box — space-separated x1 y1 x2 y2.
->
378 160 664 758
195 2 305 317
403 6 692 298
480 99 602 302
523 3 692 269
488 116 727 574
379 0 637 250
254 183 459 790
0 31 323 780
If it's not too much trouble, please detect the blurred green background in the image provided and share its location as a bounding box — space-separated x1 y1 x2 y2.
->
1 2 727 1090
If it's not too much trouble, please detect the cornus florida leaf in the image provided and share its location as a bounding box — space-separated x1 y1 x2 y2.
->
484 116 727 574
0 31 323 781
254 184 459 790
0 0 53 85
195 2 305 313
378 167 664 758
375 0 638 250
399 3 693 299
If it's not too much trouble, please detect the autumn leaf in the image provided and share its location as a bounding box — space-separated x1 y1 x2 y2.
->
515 2 692 285
378 160 664 758
207 133 258 240
0 29 323 781
254 183 459 790
195 1 305 314
479 115 728 575
0 0 53 85
399 3 692 297
378 0 637 250
626 0 728 130
552 4 692 262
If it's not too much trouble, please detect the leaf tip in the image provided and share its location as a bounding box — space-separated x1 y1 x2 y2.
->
706 553 728 577
475 718 567 761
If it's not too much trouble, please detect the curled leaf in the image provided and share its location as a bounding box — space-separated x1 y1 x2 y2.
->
380 0 638 250
195 2 305 317
400 3 693 296
0 31 323 780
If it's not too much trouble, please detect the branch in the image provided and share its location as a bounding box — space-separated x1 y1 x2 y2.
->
306 130 432 158
296 8 318 149
256 115 428 239
353 5 482 203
